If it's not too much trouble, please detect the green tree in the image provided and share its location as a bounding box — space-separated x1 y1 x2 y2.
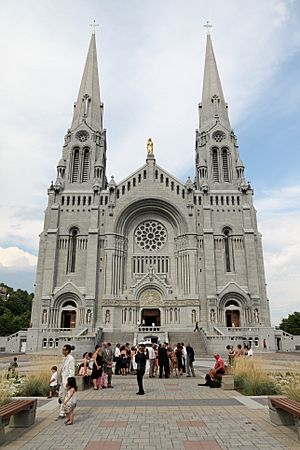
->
279 312 300 335
0 283 33 336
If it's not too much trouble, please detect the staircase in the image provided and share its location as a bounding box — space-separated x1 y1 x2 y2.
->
101 331 134 347
167 331 208 357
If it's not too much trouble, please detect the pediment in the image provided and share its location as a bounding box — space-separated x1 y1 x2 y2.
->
53 281 84 299
217 281 249 299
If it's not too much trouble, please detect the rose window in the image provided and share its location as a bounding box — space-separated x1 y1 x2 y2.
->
76 130 89 142
135 220 167 251
212 131 225 142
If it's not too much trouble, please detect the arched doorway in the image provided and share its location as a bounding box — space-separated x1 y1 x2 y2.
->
225 300 240 327
61 300 77 328
141 309 161 326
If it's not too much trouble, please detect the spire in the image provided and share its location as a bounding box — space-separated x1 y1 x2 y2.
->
199 33 230 130
71 32 103 131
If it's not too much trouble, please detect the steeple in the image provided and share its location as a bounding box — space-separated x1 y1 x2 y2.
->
71 32 103 132
199 33 230 131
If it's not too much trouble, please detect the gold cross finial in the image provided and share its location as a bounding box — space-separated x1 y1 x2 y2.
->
90 20 99 35
204 21 212 34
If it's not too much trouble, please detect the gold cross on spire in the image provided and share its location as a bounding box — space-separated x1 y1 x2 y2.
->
204 21 212 34
90 20 99 35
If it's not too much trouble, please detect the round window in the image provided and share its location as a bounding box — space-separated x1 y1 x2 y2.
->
135 220 167 251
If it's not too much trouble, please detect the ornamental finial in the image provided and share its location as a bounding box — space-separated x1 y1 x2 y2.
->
203 21 212 34
90 20 99 35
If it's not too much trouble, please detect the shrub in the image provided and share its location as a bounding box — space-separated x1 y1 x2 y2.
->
0 371 11 405
232 357 281 396
15 371 49 397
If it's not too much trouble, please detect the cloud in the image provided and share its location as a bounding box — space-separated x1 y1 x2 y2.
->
256 184 300 324
0 247 37 269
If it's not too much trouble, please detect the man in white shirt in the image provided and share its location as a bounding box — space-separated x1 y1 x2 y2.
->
57 344 75 419
148 343 157 378
245 345 253 357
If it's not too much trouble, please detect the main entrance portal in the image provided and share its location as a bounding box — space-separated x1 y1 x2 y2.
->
225 310 240 327
141 309 161 326
61 310 76 328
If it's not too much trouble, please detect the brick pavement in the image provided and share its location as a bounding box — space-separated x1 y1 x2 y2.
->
2 371 300 450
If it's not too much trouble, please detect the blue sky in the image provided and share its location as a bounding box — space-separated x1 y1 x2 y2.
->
0 0 300 325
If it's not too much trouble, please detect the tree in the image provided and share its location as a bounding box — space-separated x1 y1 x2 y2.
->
0 283 33 336
279 312 300 335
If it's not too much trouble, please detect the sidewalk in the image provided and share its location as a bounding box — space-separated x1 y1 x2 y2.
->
2 368 299 450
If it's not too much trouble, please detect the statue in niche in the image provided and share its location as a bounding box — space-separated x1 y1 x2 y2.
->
254 309 259 324
210 309 215 323
86 309 92 324
105 309 110 324
42 310 47 325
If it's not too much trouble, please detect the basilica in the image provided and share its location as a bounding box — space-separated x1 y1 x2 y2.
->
24 30 278 355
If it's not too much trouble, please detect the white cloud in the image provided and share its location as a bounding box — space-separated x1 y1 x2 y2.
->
256 185 300 324
0 247 37 269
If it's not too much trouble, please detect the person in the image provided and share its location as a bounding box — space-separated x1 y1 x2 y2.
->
57 345 75 419
158 343 170 378
148 343 156 378
131 346 137 374
114 343 121 375
181 342 187 373
245 345 253 357
193 321 200 332
78 352 92 385
175 343 183 376
47 365 58 398
226 345 235 367
101 342 114 388
135 344 147 395
7 357 18 379
61 376 77 425
234 344 244 357
120 346 128 376
186 344 196 377
198 353 225 388
91 345 103 390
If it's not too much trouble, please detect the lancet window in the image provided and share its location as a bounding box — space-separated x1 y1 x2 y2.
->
67 228 79 273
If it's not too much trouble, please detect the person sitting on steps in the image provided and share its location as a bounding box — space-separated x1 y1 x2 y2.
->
198 353 225 388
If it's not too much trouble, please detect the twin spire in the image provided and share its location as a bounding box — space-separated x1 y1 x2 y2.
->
70 28 230 137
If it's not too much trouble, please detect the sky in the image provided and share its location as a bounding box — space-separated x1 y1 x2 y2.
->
0 0 300 326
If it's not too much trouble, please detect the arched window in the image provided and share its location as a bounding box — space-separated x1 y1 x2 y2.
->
42 338 47 348
212 148 219 182
71 148 80 182
67 228 78 273
170 308 173 323
222 148 230 182
223 227 233 272
174 308 178 322
82 148 90 182
55 338 59 348
48 338 54 348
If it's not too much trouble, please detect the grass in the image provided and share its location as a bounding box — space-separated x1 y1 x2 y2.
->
231 357 281 396
15 371 50 397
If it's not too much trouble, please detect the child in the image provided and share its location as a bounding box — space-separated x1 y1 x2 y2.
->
47 366 58 398
7 357 18 380
62 376 77 425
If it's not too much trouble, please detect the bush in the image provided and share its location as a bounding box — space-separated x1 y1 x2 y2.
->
232 357 281 396
15 371 49 397
0 371 11 405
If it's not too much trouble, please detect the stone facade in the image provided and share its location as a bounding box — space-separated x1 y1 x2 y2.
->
24 32 277 354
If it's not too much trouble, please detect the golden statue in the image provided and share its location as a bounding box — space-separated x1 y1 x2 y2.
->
147 138 153 155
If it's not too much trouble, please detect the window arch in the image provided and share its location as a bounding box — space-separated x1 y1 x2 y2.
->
222 148 230 182
67 228 78 273
82 147 90 182
192 309 196 323
212 148 219 182
71 148 80 182
223 227 233 272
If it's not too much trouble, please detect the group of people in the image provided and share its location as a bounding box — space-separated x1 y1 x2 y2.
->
226 343 253 367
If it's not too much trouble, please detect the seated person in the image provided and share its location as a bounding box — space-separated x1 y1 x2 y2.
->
198 353 225 388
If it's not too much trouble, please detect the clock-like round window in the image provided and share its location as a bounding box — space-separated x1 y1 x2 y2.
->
212 131 225 142
135 220 167 251
76 130 89 142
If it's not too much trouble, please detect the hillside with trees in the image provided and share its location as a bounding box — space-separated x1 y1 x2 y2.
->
0 283 33 336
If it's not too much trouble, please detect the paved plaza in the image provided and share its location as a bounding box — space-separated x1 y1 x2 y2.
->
2 354 300 450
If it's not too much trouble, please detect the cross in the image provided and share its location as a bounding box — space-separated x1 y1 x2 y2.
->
204 21 212 34
90 20 99 35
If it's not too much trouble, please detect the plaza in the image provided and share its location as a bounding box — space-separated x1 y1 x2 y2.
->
1 352 299 449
